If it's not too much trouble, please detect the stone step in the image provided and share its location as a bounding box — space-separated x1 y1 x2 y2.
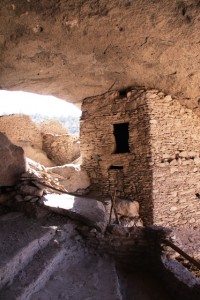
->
0 212 57 288
31 240 123 300
0 239 66 300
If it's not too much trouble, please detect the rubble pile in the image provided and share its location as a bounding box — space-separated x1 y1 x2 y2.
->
0 159 68 209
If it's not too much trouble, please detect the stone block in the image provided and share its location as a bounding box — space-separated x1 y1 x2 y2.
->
19 185 44 197
115 199 140 218
47 164 90 193
41 194 108 233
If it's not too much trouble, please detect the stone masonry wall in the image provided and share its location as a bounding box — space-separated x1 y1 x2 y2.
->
81 89 200 228
0 114 54 167
0 114 42 148
42 133 80 165
81 90 153 225
0 115 80 167
147 91 200 228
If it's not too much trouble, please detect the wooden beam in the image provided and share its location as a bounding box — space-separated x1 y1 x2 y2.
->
162 239 200 270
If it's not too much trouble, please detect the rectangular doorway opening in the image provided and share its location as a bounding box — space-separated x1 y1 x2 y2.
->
113 123 130 154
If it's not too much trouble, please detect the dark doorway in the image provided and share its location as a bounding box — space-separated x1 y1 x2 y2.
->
113 123 130 154
109 165 124 170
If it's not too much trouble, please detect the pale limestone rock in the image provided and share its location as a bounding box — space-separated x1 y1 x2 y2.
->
164 95 172 101
157 163 166 168
188 151 198 158
170 159 178 166
175 213 181 219
150 120 157 124
171 191 178 198
115 199 140 218
23 145 55 167
163 153 170 159
170 167 179 174
179 151 188 158
47 164 90 193
194 158 200 165
189 218 196 223
147 93 158 99
170 206 178 212
41 194 107 232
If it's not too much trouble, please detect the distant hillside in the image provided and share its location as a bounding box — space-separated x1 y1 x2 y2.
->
30 113 80 135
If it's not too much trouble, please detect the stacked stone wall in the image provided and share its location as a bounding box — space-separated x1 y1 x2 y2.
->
0 115 80 167
0 114 55 167
81 89 200 228
81 90 153 225
147 92 200 228
42 133 80 165
80 226 150 267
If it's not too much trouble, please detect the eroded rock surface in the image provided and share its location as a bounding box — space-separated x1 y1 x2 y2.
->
1 0 200 110
41 194 107 232
47 164 90 193
0 133 27 186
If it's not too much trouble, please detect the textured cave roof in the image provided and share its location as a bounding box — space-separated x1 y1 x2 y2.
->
0 0 200 111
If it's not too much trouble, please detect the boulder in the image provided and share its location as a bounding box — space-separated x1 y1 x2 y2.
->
23 145 55 167
47 164 90 193
40 194 107 232
115 199 140 218
0 133 27 186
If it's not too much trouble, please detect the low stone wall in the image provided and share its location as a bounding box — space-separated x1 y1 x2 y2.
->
42 133 80 165
78 225 169 268
80 226 149 267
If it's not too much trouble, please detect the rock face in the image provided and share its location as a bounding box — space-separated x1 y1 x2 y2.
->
0 114 55 167
47 164 90 193
0 115 42 148
41 194 107 232
115 200 140 218
1 0 200 109
0 133 27 186
0 114 80 167
42 134 80 166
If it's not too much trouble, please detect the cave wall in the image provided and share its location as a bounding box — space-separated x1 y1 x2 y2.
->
81 89 200 228
1 0 200 110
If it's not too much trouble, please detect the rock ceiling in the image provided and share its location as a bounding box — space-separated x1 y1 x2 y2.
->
0 0 200 111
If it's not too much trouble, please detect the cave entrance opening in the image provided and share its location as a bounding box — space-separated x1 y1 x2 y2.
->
0 90 81 167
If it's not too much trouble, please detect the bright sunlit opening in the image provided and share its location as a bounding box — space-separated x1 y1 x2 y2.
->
0 90 81 117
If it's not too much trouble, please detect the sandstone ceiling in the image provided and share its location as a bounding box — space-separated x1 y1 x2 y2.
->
0 0 200 109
